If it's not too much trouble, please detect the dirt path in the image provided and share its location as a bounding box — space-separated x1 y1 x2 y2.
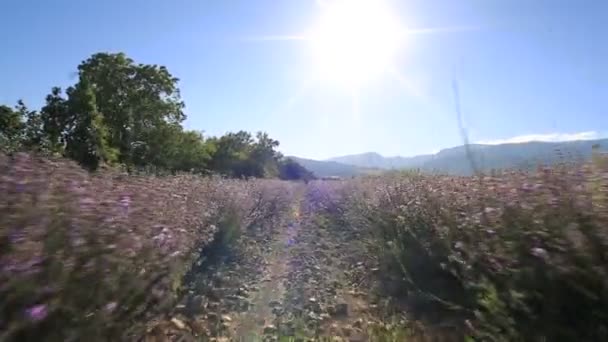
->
148 186 404 341
230 200 303 339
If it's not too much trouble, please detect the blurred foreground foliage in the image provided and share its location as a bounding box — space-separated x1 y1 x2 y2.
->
312 154 608 341
0 153 296 340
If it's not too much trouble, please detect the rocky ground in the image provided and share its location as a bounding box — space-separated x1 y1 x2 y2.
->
143 187 409 342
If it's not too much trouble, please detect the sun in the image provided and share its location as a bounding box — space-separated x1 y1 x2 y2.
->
309 0 405 87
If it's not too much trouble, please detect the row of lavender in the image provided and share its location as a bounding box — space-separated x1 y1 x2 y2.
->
309 160 608 341
0 153 296 341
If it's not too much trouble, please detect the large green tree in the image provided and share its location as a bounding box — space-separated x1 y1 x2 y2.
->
75 53 185 166
208 131 254 177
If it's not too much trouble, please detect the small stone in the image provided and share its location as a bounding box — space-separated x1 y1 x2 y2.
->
353 318 363 329
171 317 186 330
263 324 277 334
221 314 232 322
309 297 317 303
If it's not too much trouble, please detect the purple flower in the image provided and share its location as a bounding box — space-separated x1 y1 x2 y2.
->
104 302 118 313
8 229 25 244
119 195 131 213
531 247 549 260
26 304 48 321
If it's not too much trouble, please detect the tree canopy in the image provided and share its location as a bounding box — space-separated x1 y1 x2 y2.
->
0 52 313 179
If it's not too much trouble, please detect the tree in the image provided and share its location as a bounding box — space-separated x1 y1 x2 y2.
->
2 51 288 178
279 158 316 182
65 78 116 170
207 130 283 178
171 130 215 173
208 131 254 177
0 105 24 152
19 101 47 151
75 53 185 165
250 132 280 177
40 87 70 153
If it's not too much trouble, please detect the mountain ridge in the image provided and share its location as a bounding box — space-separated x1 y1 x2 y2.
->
293 138 608 177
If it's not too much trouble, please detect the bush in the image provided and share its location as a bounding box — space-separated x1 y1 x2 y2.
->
0 153 294 341
341 163 608 341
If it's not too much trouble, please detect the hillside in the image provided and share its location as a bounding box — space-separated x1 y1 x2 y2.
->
288 156 363 178
329 152 434 169
321 138 608 175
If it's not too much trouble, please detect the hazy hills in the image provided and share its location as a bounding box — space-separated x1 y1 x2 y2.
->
293 138 608 177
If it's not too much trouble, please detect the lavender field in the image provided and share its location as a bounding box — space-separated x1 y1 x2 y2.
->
2 153 608 341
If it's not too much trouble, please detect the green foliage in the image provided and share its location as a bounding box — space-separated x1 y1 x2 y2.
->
0 52 286 177
0 105 24 152
207 130 283 178
64 78 117 170
76 52 185 166
279 158 316 181
40 87 70 154
19 101 48 152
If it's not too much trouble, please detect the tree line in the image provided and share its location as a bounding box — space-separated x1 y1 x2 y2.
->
0 52 314 180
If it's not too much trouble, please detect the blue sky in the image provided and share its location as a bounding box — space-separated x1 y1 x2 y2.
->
1 0 606 159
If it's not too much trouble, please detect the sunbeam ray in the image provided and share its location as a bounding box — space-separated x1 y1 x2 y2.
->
402 25 480 35
387 65 452 121
242 35 309 42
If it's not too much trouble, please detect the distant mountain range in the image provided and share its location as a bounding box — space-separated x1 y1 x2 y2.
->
291 138 608 177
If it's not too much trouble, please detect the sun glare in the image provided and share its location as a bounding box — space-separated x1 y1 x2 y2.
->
309 0 405 87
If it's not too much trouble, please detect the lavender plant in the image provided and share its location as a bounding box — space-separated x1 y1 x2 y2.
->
338 162 608 341
0 153 295 341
